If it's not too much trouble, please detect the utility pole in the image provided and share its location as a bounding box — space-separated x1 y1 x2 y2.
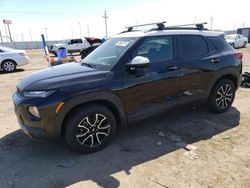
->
71 27 74 38
210 16 214 30
29 29 33 41
132 17 139 29
44 27 48 41
4 23 8 42
0 30 3 43
7 24 12 42
103 10 108 38
193 16 197 24
21 33 24 41
15 34 18 41
86 25 90 36
3 19 13 42
78 22 82 38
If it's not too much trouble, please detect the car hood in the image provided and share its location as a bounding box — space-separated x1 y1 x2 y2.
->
17 63 109 91
3 49 26 54
52 43 66 47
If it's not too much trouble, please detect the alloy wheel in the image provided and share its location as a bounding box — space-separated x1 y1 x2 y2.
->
3 61 15 72
76 113 110 147
216 84 233 109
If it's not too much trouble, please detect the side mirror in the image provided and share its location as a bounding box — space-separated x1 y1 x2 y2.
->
125 56 150 68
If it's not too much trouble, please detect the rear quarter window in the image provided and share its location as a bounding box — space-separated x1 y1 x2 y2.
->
178 35 208 59
207 35 233 51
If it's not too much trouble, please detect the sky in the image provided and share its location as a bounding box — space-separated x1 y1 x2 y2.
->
0 0 250 42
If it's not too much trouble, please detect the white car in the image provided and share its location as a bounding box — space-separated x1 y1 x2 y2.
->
49 38 91 56
225 34 248 48
0 46 29 72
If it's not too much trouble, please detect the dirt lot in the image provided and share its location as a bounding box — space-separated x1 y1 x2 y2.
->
0 48 250 188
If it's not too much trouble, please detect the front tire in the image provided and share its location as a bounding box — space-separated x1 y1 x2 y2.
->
1 60 16 72
65 104 116 153
208 79 236 113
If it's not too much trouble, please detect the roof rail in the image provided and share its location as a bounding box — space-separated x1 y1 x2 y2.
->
125 21 166 32
166 22 207 30
148 22 208 32
120 22 208 34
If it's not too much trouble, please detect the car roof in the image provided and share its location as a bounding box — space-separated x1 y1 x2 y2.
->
113 29 223 38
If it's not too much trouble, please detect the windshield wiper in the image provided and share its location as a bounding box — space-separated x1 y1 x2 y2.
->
81 62 96 69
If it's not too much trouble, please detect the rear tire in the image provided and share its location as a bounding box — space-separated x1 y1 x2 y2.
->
65 104 116 153
208 79 235 113
243 42 247 48
1 60 16 72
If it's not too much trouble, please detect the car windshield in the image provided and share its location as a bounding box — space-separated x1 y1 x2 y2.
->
225 35 236 40
81 37 138 71
61 40 68 44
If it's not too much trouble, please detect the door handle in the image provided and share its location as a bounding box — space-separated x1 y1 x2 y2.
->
211 58 220 64
167 66 179 71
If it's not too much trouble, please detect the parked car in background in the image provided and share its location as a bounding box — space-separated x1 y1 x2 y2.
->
80 38 103 59
49 37 102 56
0 46 29 72
225 34 248 48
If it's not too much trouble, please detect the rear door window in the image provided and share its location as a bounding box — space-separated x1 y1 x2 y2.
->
76 39 83 43
178 35 208 58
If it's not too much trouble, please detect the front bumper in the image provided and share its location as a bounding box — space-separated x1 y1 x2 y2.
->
13 91 60 139
17 56 29 67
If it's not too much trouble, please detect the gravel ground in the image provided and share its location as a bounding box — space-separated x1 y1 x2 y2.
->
0 48 250 188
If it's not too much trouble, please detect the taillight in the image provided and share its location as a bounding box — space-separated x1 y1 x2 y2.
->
19 53 26 56
234 52 243 60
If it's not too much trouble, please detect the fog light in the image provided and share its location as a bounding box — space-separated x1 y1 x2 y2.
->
28 106 40 118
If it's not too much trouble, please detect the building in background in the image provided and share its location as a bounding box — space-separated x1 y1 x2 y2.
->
237 28 250 43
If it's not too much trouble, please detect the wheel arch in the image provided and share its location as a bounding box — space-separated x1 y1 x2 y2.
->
208 68 240 97
54 91 127 136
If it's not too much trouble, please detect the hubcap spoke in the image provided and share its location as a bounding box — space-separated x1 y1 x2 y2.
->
97 129 109 137
93 133 102 144
216 84 233 109
76 113 110 147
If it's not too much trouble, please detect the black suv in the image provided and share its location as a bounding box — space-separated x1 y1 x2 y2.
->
13 23 243 153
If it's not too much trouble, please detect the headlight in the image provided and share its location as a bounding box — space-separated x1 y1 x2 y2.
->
23 90 55 98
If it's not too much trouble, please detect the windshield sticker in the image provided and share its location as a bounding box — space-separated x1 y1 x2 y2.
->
115 41 130 47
